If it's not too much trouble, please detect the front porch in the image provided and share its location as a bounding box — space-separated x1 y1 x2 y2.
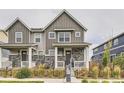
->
0 43 38 68
53 42 90 69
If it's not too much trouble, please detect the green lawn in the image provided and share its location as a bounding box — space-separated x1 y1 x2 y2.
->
0 80 44 83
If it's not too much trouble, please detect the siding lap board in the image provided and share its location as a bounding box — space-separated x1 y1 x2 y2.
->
45 13 85 50
8 21 30 44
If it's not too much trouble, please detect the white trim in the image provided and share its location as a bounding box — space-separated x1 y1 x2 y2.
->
15 32 23 43
113 38 119 46
74 61 85 68
57 61 64 68
58 32 71 43
110 54 116 56
29 31 30 43
93 44 124 56
28 47 32 68
34 33 41 43
55 47 58 68
75 32 81 37
42 10 87 31
48 32 56 39
48 49 55 56
54 29 75 31
0 47 2 68
5 17 31 31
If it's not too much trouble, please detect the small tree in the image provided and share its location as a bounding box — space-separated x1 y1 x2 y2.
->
102 48 110 67
113 54 124 70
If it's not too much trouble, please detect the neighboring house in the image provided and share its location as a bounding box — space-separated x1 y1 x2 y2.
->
92 32 124 63
0 10 91 69
0 31 9 64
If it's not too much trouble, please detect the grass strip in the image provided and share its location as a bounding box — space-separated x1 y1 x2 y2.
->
0 80 44 83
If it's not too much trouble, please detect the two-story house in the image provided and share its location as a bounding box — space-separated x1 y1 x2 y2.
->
92 32 124 63
0 10 91 69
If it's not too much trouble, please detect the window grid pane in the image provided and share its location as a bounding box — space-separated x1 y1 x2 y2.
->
58 32 70 42
16 32 22 43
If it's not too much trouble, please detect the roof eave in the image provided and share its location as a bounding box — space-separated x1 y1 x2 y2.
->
5 17 31 32
42 9 87 31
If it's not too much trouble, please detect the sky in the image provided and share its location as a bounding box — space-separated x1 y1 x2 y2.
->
0 9 124 58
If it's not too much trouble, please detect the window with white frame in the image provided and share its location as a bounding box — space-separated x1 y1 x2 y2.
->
38 51 43 55
104 44 107 49
113 38 118 46
94 48 98 52
15 32 22 43
49 49 55 56
49 32 56 39
34 33 41 43
58 32 71 43
75 32 80 37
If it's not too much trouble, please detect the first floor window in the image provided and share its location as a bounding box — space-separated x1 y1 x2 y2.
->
49 49 55 56
38 51 43 55
15 32 22 43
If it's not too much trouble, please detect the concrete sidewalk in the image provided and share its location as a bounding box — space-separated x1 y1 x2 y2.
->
0 77 81 83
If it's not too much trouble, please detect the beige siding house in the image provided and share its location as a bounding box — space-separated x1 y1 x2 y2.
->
0 10 91 69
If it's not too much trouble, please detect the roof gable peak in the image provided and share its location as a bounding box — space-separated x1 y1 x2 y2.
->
5 17 31 31
42 9 87 31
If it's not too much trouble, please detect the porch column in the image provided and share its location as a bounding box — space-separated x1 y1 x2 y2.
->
28 47 32 68
84 47 89 69
55 47 58 68
0 47 2 68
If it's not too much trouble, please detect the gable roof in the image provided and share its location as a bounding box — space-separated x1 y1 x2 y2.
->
5 17 31 31
0 29 7 36
42 9 87 31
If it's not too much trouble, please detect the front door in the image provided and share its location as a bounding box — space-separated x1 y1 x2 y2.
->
65 50 71 82
65 50 71 65
21 51 27 61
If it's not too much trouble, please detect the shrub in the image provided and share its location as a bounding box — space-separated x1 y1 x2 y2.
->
81 79 88 83
7 70 12 77
103 66 111 79
76 68 88 78
121 70 124 78
46 69 54 78
102 80 109 83
91 66 99 79
53 69 65 78
30 68 38 77
89 80 98 83
38 67 45 77
59 69 65 78
1 69 8 78
15 68 32 79
113 65 121 79
12 68 20 78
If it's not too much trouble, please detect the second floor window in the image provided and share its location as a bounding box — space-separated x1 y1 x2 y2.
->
34 33 41 43
15 32 22 43
58 32 71 43
49 32 56 39
75 32 80 37
94 48 98 52
113 38 118 46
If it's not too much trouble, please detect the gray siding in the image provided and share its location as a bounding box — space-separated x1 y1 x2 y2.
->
45 13 85 50
7 20 30 44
